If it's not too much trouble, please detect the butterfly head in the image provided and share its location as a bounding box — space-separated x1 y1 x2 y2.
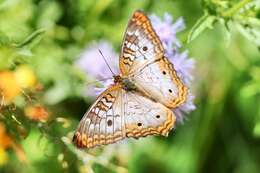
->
113 75 122 84
113 75 136 91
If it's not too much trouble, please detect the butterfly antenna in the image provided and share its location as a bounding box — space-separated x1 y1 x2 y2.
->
98 49 115 76
85 77 113 86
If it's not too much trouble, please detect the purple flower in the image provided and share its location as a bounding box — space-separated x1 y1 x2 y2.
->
150 13 185 51
169 50 195 85
76 12 196 122
75 41 118 96
174 93 196 123
75 41 118 80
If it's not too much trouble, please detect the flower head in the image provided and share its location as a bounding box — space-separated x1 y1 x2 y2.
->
75 41 118 80
174 93 196 123
150 13 185 51
0 123 12 165
0 123 12 149
0 71 21 104
0 147 8 166
0 66 37 105
0 123 27 163
75 41 118 96
24 105 49 122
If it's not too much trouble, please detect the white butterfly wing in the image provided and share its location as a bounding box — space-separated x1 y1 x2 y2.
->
124 91 175 138
73 85 125 148
120 10 187 108
130 57 187 108
120 10 164 75
73 84 175 148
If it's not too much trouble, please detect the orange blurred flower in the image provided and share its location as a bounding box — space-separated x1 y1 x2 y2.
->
0 123 27 164
0 123 12 149
0 65 37 105
0 123 13 165
24 105 49 121
0 71 21 104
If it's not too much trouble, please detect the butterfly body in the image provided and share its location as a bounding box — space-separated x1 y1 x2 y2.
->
73 10 188 148
113 75 137 91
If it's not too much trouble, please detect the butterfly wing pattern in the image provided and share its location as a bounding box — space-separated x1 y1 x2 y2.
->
73 85 125 148
119 10 164 75
131 56 187 108
73 85 175 148
73 10 187 148
124 91 175 138
120 10 187 109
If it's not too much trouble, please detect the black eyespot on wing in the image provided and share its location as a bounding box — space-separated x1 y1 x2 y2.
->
137 122 142 126
107 120 113 126
142 46 148 51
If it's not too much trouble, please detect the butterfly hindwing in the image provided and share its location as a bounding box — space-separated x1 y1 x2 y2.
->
73 84 176 148
73 85 125 148
124 91 175 138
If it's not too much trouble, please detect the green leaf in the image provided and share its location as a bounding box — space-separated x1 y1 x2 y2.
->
187 13 217 43
240 82 260 98
235 17 260 46
253 122 260 138
14 29 46 48
0 30 11 46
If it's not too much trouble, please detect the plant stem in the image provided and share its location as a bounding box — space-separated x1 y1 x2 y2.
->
222 0 252 17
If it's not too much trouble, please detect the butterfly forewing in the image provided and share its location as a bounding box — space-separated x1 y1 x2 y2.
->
120 10 164 75
120 10 187 108
131 57 187 108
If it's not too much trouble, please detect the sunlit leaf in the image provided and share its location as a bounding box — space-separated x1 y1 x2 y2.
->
14 29 46 48
187 13 217 43
235 17 260 46
253 122 260 138
0 31 11 46
240 82 260 97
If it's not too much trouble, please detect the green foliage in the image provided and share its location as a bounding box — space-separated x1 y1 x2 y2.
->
0 0 259 173
188 0 260 46
187 13 217 43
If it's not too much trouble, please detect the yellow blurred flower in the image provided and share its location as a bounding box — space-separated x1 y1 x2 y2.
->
24 105 49 121
0 71 21 104
14 65 36 89
0 147 8 166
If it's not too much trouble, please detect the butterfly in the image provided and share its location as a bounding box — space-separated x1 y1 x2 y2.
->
73 10 188 148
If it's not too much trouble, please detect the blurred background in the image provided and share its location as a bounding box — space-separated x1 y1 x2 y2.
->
0 0 260 173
